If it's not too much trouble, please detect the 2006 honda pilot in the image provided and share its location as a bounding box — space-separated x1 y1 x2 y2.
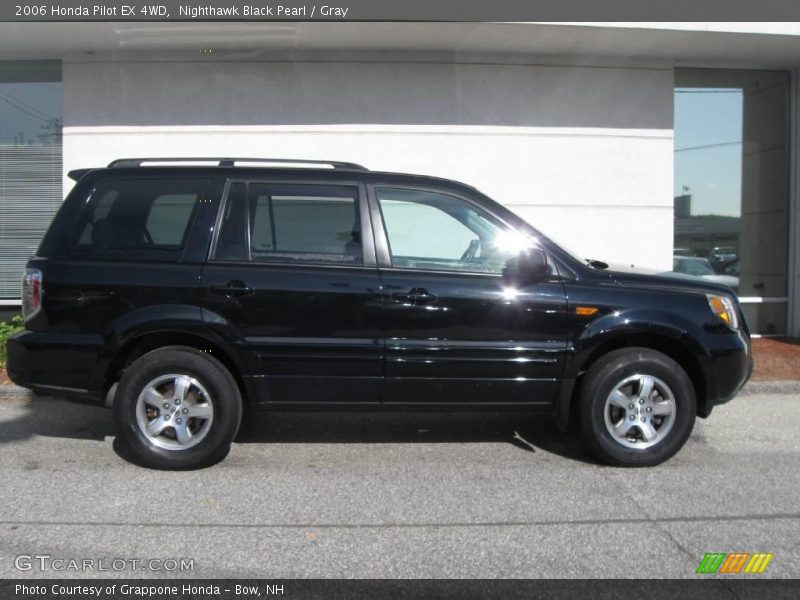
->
7 158 752 469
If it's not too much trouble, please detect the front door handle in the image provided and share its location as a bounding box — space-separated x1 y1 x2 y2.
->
209 280 254 297
392 287 437 304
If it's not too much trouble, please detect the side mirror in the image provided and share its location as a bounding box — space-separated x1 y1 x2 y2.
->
503 247 549 284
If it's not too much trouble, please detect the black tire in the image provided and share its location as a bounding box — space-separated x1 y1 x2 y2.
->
113 346 242 470
578 347 696 467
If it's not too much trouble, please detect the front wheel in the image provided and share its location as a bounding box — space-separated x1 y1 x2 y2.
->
578 347 696 467
113 346 242 469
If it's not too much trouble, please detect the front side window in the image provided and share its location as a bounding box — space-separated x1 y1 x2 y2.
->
214 183 362 265
69 178 206 261
376 187 529 274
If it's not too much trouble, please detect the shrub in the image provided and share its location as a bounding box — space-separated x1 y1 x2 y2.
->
0 315 23 368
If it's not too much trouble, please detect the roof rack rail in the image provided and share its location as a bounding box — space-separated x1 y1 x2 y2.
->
107 158 368 171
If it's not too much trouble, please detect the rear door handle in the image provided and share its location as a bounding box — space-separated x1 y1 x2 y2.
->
209 281 254 296
392 287 437 304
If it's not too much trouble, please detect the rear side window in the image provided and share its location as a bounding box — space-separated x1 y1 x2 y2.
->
214 183 362 265
69 178 207 261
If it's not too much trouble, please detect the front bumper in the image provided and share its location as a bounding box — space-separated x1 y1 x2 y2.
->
700 330 752 416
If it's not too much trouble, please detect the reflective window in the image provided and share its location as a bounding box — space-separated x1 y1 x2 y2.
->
0 61 62 298
674 68 790 334
376 187 528 274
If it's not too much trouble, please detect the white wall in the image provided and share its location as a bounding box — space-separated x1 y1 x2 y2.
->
63 59 674 269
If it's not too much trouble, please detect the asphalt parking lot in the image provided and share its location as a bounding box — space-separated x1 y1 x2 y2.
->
0 384 798 579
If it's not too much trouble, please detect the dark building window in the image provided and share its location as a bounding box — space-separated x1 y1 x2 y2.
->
0 61 62 299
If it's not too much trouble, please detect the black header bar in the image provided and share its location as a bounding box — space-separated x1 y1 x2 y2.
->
4 1 800 22
3 579 800 600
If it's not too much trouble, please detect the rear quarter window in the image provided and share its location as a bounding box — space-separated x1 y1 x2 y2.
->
68 178 208 261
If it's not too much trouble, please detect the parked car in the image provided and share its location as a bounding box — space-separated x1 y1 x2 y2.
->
672 256 739 293
672 248 694 257
709 246 738 273
7 158 752 469
723 259 740 277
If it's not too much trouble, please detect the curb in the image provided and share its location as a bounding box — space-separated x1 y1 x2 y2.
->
0 384 30 397
740 380 800 396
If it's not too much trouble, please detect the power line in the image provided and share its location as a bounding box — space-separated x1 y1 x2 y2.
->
675 89 742 94
675 140 742 152
0 91 54 121
0 94 51 123
0 90 53 120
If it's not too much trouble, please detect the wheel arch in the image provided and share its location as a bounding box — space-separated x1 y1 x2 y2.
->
102 331 253 407
557 331 709 431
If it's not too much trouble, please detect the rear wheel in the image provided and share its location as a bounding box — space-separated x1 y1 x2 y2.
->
579 347 696 467
113 346 242 469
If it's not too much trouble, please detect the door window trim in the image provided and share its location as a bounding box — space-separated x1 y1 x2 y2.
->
208 178 376 269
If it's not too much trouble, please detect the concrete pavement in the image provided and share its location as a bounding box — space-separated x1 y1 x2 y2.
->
0 385 797 578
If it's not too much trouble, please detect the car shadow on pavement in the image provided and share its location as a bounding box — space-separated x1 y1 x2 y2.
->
235 409 596 463
0 393 115 444
0 392 597 465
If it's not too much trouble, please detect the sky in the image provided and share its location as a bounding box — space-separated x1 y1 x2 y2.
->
673 88 743 217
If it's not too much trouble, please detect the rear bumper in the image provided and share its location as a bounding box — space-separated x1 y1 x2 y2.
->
6 330 103 401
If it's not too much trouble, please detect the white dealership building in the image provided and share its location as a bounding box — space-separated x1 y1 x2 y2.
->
0 22 798 335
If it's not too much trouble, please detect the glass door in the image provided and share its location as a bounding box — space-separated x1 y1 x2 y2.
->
674 68 790 335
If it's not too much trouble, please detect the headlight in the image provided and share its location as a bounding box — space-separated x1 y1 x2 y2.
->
706 294 739 329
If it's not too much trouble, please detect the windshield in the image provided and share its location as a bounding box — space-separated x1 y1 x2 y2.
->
674 257 714 276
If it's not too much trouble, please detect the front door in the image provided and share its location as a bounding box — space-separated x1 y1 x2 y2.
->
201 180 383 406
369 185 568 406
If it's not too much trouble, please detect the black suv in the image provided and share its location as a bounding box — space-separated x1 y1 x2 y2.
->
7 158 752 469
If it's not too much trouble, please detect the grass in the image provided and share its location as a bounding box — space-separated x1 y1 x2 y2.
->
0 315 23 368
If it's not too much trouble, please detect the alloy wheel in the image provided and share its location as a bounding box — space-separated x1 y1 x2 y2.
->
603 374 676 450
135 374 214 450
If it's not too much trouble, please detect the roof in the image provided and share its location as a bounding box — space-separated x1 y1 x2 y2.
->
67 157 485 197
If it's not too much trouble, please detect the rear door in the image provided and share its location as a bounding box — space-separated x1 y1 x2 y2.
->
39 175 218 393
200 179 383 406
369 184 569 407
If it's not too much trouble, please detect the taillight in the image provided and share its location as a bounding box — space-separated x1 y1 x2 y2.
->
22 268 42 321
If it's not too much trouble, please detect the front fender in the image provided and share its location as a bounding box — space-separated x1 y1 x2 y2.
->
553 308 710 432
566 308 709 380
